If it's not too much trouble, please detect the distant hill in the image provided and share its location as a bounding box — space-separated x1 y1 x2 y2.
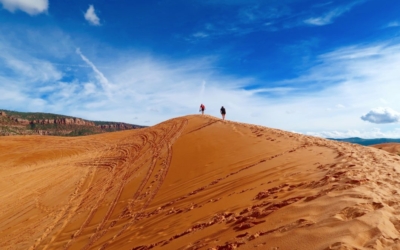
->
0 109 145 136
328 137 400 146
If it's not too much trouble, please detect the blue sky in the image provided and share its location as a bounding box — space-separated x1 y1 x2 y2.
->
1 0 400 138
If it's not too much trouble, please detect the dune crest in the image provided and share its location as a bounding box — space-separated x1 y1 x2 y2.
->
1 115 400 250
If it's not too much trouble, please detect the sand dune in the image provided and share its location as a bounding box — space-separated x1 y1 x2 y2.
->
371 143 400 156
1 115 400 250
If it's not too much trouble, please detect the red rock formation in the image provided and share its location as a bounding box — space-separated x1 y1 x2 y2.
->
13 118 30 125
98 123 135 129
32 119 55 124
30 118 95 126
1 112 142 136
55 118 88 125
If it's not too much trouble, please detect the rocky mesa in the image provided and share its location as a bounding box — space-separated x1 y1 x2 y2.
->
0 110 144 136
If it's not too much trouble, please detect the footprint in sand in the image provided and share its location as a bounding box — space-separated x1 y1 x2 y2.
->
230 124 244 136
334 202 384 221
325 242 357 250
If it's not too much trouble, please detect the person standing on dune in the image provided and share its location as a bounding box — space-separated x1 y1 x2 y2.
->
220 106 226 120
199 104 205 115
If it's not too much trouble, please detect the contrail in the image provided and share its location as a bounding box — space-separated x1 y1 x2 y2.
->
200 80 206 100
76 48 111 91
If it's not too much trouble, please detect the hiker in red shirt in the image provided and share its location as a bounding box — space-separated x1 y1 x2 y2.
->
199 104 205 115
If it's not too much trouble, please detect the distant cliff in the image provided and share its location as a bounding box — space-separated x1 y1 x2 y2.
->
0 110 145 136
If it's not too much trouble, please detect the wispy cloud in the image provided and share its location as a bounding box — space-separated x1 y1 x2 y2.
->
304 1 363 26
187 0 364 40
0 27 90 113
0 41 62 85
385 21 400 28
0 0 48 15
84 5 101 26
248 87 297 95
311 2 334 8
238 4 290 24
185 3 293 40
192 32 209 38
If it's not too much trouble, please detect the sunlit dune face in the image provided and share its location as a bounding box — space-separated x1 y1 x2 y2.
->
1 115 400 250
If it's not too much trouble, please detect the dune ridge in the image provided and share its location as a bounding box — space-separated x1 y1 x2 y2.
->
1 115 400 249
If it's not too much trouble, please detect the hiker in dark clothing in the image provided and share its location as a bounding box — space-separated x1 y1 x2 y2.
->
220 106 226 120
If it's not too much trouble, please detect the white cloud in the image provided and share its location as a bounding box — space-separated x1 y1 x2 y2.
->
361 107 400 124
4 38 400 137
84 5 100 26
4 21 400 137
0 0 48 15
101 56 258 123
307 128 400 139
258 42 400 137
304 1 363 26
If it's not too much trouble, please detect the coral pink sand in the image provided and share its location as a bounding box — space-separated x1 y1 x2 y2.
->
371 143 400 156
1 115 400 249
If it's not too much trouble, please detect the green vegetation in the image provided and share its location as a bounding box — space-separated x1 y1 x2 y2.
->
0 125 25 135
66 129 97 136
93 120 117 125
0 109 73 120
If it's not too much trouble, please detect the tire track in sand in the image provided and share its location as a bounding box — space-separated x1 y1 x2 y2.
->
63 134 148 249
96 118 187 250
50 118 187 250
29 140 111 250
79 132 161 250
30 118 187 250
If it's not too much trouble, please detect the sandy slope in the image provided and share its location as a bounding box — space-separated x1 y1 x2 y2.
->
371 143 400 156
1 115 400 250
